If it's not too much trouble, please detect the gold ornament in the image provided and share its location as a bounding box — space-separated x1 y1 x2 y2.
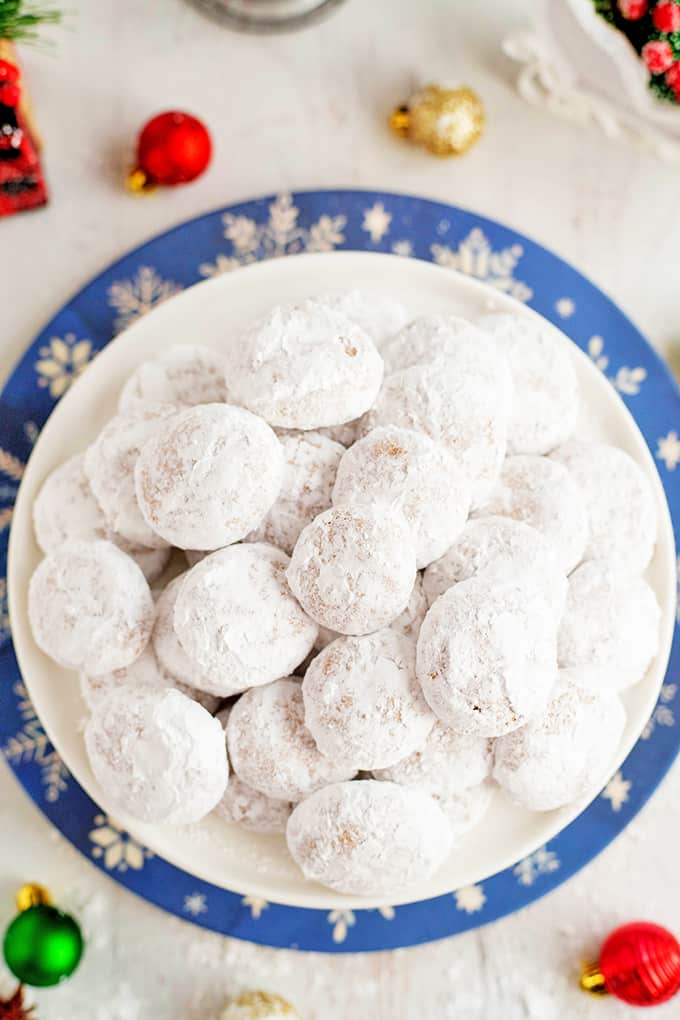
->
219 991 301 1020
389 84 484 156
15 883 51 913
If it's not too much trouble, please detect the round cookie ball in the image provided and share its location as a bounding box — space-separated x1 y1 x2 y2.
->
227 678 356 801
303 630 435 770
380 314 497 376
314 573 428 650
247 431 344 555
286 505 417 636
472 455 588 574
286 780 453 896
332 426 471 569
550 440 657 573
227 300 384 429
432 782 494 840
423 516 566 620
84 688 228 824
493 673 626 811
33 453 108 553
373 720 492 793
361 352 511 507
417 572 558 737
135 403 284 550
558 561 660 691
118 344 228 412
214 707 293 833
80 645 220 715
152 574 216 693
315 289 409 347
175 544 318 695
478 313 580 455
84 403 178 549
29 539 154 675
32 453 170 583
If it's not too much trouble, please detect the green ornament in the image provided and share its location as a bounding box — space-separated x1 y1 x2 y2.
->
3 885 83 988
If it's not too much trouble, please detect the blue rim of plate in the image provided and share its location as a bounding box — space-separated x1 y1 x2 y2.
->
1 189 678 952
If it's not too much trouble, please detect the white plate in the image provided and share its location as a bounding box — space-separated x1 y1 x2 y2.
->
8 252 676 910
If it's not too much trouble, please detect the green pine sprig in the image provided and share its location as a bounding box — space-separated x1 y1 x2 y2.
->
0 0 62 43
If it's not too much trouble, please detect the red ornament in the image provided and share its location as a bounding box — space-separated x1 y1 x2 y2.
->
642 40 675 74
127 111 212 193
652 1 680 32
0 44 48 218
581 921 680 1007
617 0 648 19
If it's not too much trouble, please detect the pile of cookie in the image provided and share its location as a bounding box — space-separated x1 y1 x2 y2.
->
28 292 660 897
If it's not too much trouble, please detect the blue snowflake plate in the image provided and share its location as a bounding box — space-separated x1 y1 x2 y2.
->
1 190 679 951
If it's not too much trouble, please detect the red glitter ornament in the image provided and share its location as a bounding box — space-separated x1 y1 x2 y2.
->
127 111 212 192
581 921 680 1007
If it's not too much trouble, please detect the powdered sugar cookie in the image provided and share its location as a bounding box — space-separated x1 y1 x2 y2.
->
417 573 558 737
332 426 471 568
315 289 409 347
314 573 428 651
423 516 566 620
550 441 657 573
227 678 356 801
286 780 453 895
33 453 108 553
493 672 626 811
286 505 417 635
135 403 283 550
175 544 318 695
247 431 344 555
85 688 228 824
118 344 228 412
84 403 178 549
303 630 435 770
214 707 293 832
152 574 214 692
29 539 154 675
558 561 660 691
361 353 512 507
120 542 171 585
373 720 492 793
80 645 220 714
227 301 384 429
433 782 494 839
472 455 588 574
380 314 497 376
478 313 580 455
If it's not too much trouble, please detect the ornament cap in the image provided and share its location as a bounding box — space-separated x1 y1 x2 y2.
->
126 167 157 195
15 884 50 913
580 961 608 996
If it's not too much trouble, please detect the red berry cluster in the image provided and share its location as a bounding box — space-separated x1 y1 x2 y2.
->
598 0 680 102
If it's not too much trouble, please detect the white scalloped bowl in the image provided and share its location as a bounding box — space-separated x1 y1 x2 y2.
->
8 252 676 910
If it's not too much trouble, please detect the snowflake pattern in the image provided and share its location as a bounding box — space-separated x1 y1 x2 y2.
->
657 430 680 471
454 884 486 913
392 239 414 257
34 334 94 399
183 893 208 916
89 814 152 872
642 684 677 739
1 683 69 801
431 228 533 301
513 846 560 886
107 266 182 334
242 895 269 920
555 297 575 318
362 201 392 243
328 909 356 943
602 771 632 811
198 194 346 278
587 336 647 396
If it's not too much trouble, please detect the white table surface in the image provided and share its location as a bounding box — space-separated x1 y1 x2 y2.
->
1 1 679 1017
